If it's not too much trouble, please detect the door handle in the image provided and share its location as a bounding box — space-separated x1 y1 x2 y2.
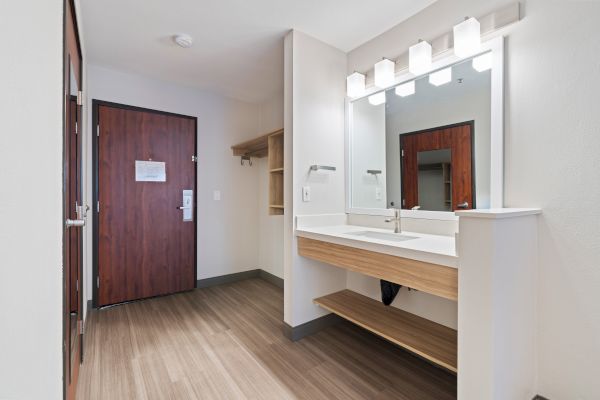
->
457 202 469 209
177 206 191 210
66 219 85 228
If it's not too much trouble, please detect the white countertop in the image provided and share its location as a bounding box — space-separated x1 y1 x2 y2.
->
295 224 458 268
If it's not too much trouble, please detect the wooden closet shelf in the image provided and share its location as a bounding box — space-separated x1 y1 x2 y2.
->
231 128 284 158
314 289 457 372
269 168 284 173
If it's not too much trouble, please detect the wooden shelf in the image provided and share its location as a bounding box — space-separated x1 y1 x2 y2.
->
269 205 284 209
268 130 284 215
231 128 283 158
314 289 457 372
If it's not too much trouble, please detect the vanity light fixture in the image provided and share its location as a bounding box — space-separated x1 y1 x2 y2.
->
472 52 492 72
368 92 386 106
408 40 432 75
347 72 366 98
429 67 452 86
395 81 415 97
453 17 481 57
374 58 396 88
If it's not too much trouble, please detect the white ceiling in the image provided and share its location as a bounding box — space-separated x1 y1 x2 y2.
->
81 0 436 103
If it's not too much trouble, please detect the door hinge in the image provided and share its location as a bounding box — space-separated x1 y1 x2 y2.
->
75 121 78 135
96 276 99 288
78 320 84 335
97 201 100 213
96 124 100 137
191 155 198 162
77 90 83 106
76 279 79 293
402 199 406 207
401 149 405 157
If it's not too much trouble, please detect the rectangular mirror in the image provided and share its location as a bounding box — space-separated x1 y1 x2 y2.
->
347 37 503 216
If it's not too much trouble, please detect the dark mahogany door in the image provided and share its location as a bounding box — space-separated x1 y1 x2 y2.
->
400 122 474 211
96 103 197 306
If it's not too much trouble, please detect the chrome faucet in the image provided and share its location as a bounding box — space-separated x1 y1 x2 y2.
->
385 208 402 233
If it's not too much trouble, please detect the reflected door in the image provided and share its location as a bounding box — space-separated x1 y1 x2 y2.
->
400 122 474 211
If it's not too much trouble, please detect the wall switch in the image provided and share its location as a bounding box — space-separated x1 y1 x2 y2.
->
375 187 382 200
302 186 311 202
213 190 221 201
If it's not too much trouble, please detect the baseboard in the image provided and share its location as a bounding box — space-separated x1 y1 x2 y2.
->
258 270 284 289
196 268 284 289
196 269 260 288
283 313 342 341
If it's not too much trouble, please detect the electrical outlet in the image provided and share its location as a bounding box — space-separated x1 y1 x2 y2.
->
213 190 221 201
302 186 311 202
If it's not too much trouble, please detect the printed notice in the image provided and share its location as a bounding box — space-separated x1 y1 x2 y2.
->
135 161 166 182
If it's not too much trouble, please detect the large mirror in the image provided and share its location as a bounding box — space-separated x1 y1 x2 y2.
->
348 38 503 215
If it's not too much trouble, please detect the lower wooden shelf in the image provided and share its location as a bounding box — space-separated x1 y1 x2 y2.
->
314 289 457 372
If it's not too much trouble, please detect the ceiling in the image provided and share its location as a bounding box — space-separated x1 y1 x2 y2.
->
80 0 436 103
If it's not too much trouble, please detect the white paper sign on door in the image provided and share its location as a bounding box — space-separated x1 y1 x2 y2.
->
135 161 166 182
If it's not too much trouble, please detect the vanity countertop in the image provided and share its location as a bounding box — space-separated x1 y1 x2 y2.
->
295 224 457 268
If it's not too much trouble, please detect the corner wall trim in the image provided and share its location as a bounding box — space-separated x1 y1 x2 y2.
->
283 313 342 341
196 269 260 288
196 268 284 289
258 270 284 289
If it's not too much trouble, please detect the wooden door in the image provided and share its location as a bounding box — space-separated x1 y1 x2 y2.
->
64 1 83 398
400 122 474 211
96 103 197 306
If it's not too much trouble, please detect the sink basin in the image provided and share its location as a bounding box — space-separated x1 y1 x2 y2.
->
346 231 417 242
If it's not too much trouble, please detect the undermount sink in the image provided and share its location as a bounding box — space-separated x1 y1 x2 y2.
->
346 230 418 242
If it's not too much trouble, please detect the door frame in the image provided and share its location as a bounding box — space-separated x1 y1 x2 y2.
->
399 120 476 210
91 100 198 308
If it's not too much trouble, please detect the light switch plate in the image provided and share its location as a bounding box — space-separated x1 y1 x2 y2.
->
213 190 221 201
302 186 311 202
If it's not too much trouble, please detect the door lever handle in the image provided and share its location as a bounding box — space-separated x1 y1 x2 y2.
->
177 206 191 210
457 202 469 209
66 219 85 228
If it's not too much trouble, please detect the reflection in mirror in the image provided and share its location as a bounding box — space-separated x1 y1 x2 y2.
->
416 149 451 211
350 54 491 212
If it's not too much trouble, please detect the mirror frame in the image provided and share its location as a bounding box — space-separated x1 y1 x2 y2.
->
345 36 504 220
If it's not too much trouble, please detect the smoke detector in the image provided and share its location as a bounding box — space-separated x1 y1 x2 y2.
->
174 34 193 48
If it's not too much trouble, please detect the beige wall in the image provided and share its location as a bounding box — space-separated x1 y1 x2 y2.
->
348 1 600 397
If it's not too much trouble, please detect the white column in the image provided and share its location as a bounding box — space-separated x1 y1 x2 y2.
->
457 208 541 400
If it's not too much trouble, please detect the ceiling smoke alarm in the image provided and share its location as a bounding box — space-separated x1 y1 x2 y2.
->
174 34 193 48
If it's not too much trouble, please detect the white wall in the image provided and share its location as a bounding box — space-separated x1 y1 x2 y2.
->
284 31 348 326
0 1 64 398
350 100 387 209
257 93 285 278
85 65 262 300
348 1 600 398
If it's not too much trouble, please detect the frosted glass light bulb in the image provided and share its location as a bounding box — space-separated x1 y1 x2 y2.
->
374 58 396 88
368 92 386 106
409 41 432 75
472 53 492 72
453 17 481 58
346 72 366 98
429 67 452 86
395 81 415 97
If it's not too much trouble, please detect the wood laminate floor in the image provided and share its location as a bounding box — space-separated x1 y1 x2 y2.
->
77 278 456 400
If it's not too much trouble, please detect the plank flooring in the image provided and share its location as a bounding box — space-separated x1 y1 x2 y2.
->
77 278 456 400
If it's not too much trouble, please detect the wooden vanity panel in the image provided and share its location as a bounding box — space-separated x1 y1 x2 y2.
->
297 237 458 301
